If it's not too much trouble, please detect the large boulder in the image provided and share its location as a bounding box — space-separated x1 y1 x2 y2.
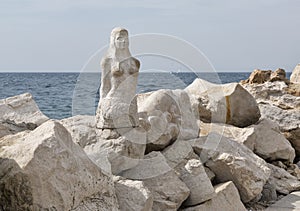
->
182 181 247 211
121 152 190 210
199 121 255 149
114 176 153 211
162 139 198 171
185 79 260 127
60 115 146 175
0 93 48 138
200 119 295 162
241 68 288 84
190 133 271 203
291 63 300 84
181 159 216 206
138 89 199 152
259 104 300 155
241 69 272 84
84 128 146 175
267 163 300 195
60 115 96 148
250 119 295 162
162 140 215 206
0 120 118 210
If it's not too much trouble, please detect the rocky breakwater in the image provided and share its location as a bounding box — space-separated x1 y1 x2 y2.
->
1 27 300 210
241 68 300 158
239 67 300 209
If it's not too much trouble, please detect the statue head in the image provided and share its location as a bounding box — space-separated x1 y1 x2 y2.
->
110 27 129 50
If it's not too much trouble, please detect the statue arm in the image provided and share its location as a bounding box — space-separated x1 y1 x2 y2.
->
100 57 111 99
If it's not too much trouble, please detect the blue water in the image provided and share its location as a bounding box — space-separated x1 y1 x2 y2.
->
0 72 291 119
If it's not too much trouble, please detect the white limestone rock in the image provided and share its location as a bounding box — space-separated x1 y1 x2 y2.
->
267 163 300 195
162 139 198 171
250 119 295 162
114 176 153 211
291 63 300 84
190 133 271 203
84 128 146 175
259 103 300 132
0 93 49 138
185 78 260 127
200 119 295 162
242 81 300 109
96 27 140 129
199 121 256 148
259 104 300 155
138 89 199 152
0 120 118 210
60 115 96 148
121 152 190 210
162 140 215 206
181 159 216 206
182 181 247 211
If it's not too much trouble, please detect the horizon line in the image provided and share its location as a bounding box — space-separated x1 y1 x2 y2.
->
0 71 293 73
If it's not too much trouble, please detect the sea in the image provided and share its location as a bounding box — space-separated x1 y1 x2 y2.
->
0 72 292 120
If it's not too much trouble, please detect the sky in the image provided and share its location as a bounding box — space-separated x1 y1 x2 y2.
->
1 0 300 72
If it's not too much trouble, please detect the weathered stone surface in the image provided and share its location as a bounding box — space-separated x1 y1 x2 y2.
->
96 27 140 129
0 158 33 211
291 63 300 84
266 191 300 210
84 128 146 175
121 152 190 210
242 81 300 109
200 119 295 162
138 89 199 152
259 102 299 130
199 121 256 149
60 115 96 148
241 69 300 159
185 78 260 127
259 104 300 155
267 163 300 195
181 159 215 206
286 82 300 97
241 68 288 84
0 120 118 210
162 140 215 206
114 176 153 211
162 139 198 171
251 119 295 162
260 181 278 203
270 68 288 83
190 133 271 203
0 93 49 138
242 69 272 84
182 181 247 211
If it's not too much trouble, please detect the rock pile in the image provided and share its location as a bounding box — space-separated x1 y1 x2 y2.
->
241 68 289 84
1 29 300 210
